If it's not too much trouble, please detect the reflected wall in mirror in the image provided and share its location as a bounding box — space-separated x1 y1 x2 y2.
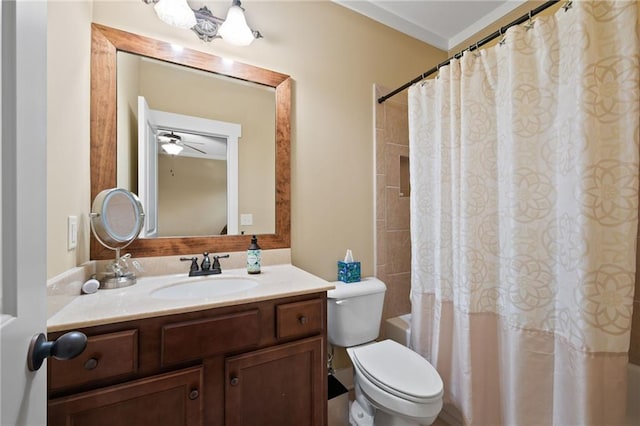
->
91 23 291 259
116 52 276 238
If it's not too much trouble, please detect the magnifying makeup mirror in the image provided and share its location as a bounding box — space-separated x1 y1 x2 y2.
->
90 188 145 288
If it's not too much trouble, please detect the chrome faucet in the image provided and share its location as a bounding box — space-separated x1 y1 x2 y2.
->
180 252 230 276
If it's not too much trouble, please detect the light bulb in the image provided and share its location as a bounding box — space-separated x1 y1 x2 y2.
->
161 142 184 155
154 0 196 29
218 5 254 46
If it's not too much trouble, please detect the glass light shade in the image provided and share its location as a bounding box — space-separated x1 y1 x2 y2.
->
218 5 254 46
154 0 196 29
161 142 184 155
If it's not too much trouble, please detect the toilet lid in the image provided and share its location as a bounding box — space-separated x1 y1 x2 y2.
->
351 340 443 402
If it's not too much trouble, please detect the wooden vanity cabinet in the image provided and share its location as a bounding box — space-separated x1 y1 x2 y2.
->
48 366 204 426
225 336 324 426
47 292 327 426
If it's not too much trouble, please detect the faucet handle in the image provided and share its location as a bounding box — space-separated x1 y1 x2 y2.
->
180 257 199 272
211 254 230 273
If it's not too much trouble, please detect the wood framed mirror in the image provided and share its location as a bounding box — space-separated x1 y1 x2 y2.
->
91 23 290 259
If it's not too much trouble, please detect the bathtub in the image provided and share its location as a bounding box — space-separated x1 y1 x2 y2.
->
385 313 412 346
385 314 640 425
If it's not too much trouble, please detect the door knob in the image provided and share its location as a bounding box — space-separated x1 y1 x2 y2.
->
27 331 87 371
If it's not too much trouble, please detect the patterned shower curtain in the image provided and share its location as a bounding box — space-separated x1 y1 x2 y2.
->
408 1 639 424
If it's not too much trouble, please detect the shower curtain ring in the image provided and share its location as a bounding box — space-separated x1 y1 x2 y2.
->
525 11 534 30
474 42 481 57
499 28 506 46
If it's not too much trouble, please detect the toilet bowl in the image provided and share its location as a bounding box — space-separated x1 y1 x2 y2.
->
327 278 443 426
348 340 443 426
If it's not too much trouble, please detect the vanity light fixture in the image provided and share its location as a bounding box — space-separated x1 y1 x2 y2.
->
218 0 256 46
142 0 262 46
153 0 196 29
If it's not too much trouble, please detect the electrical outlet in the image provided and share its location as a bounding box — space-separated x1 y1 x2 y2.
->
68 216 78 250
240 214 253 226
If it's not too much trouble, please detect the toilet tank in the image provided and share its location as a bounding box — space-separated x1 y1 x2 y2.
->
327 277 386 347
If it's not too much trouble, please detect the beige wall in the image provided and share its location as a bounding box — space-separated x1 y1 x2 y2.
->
158 156 227 237
137 57 276 235
47 1 93 278
46 0 445 279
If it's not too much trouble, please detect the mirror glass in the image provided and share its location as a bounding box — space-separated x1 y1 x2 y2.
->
90 24 291 260
116 52 276 238
90 188 145 250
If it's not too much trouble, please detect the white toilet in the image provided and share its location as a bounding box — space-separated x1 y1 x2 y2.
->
327 278 443 426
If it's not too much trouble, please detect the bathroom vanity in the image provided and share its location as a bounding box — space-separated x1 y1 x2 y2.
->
46 265 332 426
46 22 324 424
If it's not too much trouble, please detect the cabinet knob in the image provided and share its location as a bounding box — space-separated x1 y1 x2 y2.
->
230 376 239 386
84 357 99 370
189 389 199 400
298 315 308 325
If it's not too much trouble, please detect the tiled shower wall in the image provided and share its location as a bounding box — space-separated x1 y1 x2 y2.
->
374 85 412 326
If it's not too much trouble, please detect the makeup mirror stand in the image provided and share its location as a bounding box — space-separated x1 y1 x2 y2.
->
90 188 145 289
98 248 136 289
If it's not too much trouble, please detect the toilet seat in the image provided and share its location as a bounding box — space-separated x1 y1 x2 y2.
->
349 340 443 403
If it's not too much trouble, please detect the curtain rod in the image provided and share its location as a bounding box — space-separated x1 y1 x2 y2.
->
377 0 562 104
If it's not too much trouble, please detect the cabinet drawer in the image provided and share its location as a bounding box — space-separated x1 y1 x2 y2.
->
276 299 323 340
49 329 138 390
162 309 260 366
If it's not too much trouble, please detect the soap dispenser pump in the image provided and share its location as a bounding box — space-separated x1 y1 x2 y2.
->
247 235 261 274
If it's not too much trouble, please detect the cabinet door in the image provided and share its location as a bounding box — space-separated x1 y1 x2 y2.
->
225 336 325 426
48 366 203 426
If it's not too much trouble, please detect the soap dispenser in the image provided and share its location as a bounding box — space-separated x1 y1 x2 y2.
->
247 235 261 274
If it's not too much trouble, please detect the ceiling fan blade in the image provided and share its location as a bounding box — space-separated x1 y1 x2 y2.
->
184 143 207 154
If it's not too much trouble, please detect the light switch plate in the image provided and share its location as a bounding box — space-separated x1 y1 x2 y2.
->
240 213 253 226
68 216 78 250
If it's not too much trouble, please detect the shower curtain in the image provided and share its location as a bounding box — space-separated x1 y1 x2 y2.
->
408 1 639 424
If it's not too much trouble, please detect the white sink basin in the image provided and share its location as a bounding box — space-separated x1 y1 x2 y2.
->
151 276 259 300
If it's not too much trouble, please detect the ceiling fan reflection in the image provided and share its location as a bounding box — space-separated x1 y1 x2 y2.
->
157 131 206 155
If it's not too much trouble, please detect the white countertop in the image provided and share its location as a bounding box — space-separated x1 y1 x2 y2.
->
47 264 334 332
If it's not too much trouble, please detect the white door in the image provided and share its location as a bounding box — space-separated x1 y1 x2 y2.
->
138 96 159 238
0 1 48 425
